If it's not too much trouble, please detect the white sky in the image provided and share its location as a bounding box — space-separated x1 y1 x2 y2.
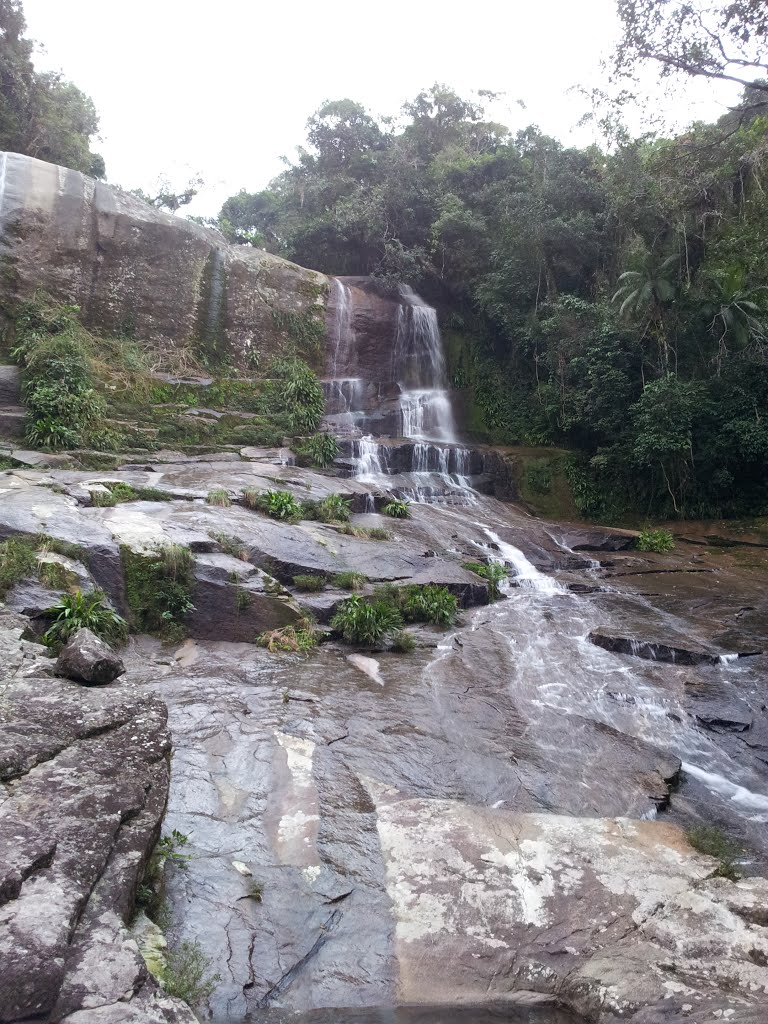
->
23 0 741 216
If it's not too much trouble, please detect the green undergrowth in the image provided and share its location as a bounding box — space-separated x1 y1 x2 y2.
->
121 543 196 640
4 298 327 454
686 824 743 881
256 619 319 652
331 584 458 646
0 534 88 598
635 527 675 553
463 560 509 600
42 590 128 652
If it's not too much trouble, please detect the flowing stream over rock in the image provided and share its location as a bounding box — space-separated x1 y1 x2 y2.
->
121 277 768 1022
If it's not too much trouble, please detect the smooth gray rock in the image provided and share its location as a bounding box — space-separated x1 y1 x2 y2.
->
55 628 126 685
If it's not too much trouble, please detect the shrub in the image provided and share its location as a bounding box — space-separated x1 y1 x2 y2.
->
121 543 196 640
206 488 231 507
241 487 261 510
271 358 325 434
257 489 303 521
401 584 457 627
686 824 742 881
256 621 318 652
292 574 326 592
90 482 139 507
0 537 37 597
25 416 81 449
334 571 367 591
315 494 351 523
331 595 403 646
463 560 509 600
301 433 340 468
636 528 675 553
42 589 128 650
383 498 411 519
391 629 416 653
161 940 220 1005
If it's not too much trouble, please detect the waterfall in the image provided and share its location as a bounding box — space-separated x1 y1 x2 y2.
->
484 528 566 595
330 279 355 379
354 435 388 481
394 287 458 443
0 152 7 220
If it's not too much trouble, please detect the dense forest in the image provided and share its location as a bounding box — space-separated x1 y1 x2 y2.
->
214 11 768 520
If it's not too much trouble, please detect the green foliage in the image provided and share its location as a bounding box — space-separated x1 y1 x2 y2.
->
391 629 416 653
0 536 36 597
292 574 326 592
256 621 318 652
121 544 195 640
338 524 391 540
206 488 231 507
89 482 138 507
0 1 104 175
42 589 128 651
255 489 303 522
331 595 403 646
463 561 508 600
304 493 351 523
160 940 220 1006
210 532 250 560
383 498 411 519
686 824 743 881
635 528 675 553
270 358 325 433
299 432 341 468
156 829 191 866
334 571 367 591
241 488 261 510
400 585 458 627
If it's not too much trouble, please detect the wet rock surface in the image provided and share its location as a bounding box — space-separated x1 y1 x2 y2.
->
0 613 192 1023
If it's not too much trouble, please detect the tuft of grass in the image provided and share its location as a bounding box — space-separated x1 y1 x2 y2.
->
304 493 352 523
256 620 318 652
210 531 250 561
687 824 743 881
37 558 79 591
292 574 326 592
331 595 403 646
383 498 411 519
206 488 231 507
0 536 37 597
241 487 261 510
391 629 416 653
401 584 458 627
338 523 391 541
636 527 675 553
42 589 129 651
160 940 220 1006
251 489 303 522
334 571 367 591
463 560 508 601
121 543 196 641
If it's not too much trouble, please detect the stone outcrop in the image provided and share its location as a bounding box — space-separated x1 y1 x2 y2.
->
0 613 193 1023
0 152 327 369
55 627 126 685
588 629 723 665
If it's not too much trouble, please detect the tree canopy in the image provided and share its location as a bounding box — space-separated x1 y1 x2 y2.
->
0 0 104 176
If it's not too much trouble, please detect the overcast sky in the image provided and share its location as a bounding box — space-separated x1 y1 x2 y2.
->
23 0 740 216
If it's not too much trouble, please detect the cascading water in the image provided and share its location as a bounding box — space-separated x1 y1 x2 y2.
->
483 528 566 596
0 152 7 220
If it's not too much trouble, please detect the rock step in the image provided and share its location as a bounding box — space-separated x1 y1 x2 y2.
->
0 365 22 406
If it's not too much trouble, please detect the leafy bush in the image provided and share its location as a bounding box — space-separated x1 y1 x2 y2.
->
334 571 367 591
256 621 318 652
401 585 457 626
635 528 675 553
686 824 742 881
206 488 231 507
383 498 411 519
121 543 196 640
300 433 340 468
0 537 37 597
256 489 303 521
305 493 351 523
271 358 325 434
463 560 509 600
292 574 326 591
42 589 128 650
391 629 416 653
331 595 403 646
161 940 220 1005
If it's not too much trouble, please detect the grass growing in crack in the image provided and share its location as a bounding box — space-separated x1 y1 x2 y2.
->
303 494 351 523
256 620 318 652
463 560 509 601
331 596 403 646
635 528 675 553
383 498 411 519
210 531 250 561
256 489 303 521
334 571 367 591
160 940 220 1005
206 488 231 507
338 524 391 541
292 574 326 592
42 590 128 651
121 543 196 641
391 629 416 653
0 537 37 597
687 824 743 880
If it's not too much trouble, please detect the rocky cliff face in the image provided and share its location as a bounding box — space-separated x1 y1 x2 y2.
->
0 152 328 369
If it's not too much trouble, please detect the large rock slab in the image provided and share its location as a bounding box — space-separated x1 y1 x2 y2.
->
0 152 327 369
0 613 190 1022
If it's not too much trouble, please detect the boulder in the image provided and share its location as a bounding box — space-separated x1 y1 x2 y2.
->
0 152 328 371
55 628 125 685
